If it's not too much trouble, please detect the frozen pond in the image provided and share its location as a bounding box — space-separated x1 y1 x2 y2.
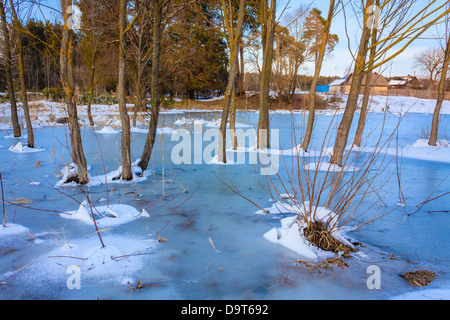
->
0 110 449 300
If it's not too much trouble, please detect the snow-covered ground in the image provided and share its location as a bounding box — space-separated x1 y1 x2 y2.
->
0 95 449 300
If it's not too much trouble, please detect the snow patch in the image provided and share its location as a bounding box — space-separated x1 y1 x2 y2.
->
8 142 45 153
259 200 354 262
95 126 120 134
30 235 156 284
409 139 449 148
56 159 149 187
61 201 149 227
0 224 30 237
208 155 235 165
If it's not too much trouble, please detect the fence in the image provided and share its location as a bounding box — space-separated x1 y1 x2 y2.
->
377 89 450 100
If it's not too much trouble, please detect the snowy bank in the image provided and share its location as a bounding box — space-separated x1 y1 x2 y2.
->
258 200 355 262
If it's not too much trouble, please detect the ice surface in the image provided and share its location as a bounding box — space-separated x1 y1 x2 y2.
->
0 99 449 300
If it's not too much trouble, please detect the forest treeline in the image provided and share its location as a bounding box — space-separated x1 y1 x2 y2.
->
0 1 343 102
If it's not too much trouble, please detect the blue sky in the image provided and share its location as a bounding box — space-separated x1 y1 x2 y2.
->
33 0 447 78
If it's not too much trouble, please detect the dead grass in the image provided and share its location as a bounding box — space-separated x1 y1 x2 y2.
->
296 257 349 270
401 270 437 287
303 221 357 255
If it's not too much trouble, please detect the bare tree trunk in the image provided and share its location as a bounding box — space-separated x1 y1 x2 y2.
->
330 0 374 167
139 0 164 172
238 44 246 96
0 0 21 138
132 90 140 128
218 0 246 163
257 0 276 150
429 33 450 146
301 0 335 152
353 71 372 148
117 0 133 180
60 0 89 184
230 86 238 150
354 1 379 148
9 0 33 146
86 57 96 127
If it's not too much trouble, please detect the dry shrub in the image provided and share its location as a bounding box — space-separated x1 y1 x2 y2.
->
303 221 357 255
401 270 437 287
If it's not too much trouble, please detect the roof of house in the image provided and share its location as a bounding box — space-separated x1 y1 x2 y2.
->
389 79 408 86
389 75 420 87
329 74 350 86
347 73 389 87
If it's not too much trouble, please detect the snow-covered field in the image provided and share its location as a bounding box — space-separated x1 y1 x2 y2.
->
0 95 449 300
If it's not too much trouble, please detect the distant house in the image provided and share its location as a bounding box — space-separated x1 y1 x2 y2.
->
346 73 389 95
329 74 350 94
388 75 422 89
329 73 389 95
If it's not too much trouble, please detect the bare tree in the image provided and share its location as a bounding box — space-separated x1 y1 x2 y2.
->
117 0 133 180
330 0 373 167
129 0 152 128
218 0 246 162
429 13 450 147
301 0 338 152
60 0 89 184
9 0 34 146
78 0 114 127
414 48 445 90
257 0 276 150
138 0 170 172
0 0 21 138
353 0 379 148
331 0 450 167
